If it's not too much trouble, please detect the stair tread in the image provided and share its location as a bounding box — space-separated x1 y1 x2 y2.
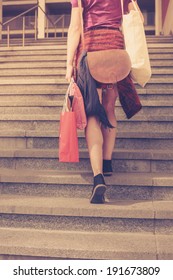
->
0 77 173 85
0 130 173 138
0 168 173 186
0 227 161 259
0 194 173 219
0 114 173 121
0 148 173 160
0 226 173 259
0 100 172 107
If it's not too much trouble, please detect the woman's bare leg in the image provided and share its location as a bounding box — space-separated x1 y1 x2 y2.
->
85 116 103 176
85 89 107 203
101 85 118 160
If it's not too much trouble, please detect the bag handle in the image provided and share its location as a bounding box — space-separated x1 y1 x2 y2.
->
77 0 85 50
62 79 75 112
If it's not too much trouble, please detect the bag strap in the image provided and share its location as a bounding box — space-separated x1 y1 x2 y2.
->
120 0 124 16
77 0 85 50
131 0 138 11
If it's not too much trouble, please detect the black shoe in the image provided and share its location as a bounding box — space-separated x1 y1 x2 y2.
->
103 159 113 176
90 173 107 204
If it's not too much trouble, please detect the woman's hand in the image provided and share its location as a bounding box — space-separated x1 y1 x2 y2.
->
65 64 73 82
128 0 144 23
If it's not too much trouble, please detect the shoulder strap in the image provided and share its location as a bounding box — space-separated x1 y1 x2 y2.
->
131 0 138 11
120 0 124 16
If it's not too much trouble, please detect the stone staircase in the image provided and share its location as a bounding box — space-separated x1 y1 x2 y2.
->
0 36 173 260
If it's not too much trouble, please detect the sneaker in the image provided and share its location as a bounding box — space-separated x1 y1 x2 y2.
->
90 173 107 204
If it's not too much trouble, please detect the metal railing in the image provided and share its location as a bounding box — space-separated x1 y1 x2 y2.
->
2 4 38 47
0 4 68 47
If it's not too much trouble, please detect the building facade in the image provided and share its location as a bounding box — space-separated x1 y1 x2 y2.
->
0 0 173 40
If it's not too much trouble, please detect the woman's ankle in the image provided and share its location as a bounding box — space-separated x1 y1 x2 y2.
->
103 159 113 176
94 173 105 187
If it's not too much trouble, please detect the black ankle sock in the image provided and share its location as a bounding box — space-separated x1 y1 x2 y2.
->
94 173 105 187
103 160 112 173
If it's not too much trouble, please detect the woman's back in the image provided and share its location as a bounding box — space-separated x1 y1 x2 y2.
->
71 0 131 31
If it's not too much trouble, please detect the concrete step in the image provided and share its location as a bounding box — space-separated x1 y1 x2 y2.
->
0 100 172 115
0 93 63 102
0 129 172 150
0 69 66 77
149 48 173 54
0 130 172 150
0 112 173 131
0 60 170 72
0 87 172 102
0 40 68 48
0 77 173 86
149 54 173 59
0 49 67 56
1 48 173 57
0 35 172 46
152 68 173 74
0 41 171 50
0 41 172 51
0 85 172 102
0 85 67 96
0 55 67 62
0 53 173 63
0 194 173 234
1 68 173 79
1 169 173 201
0 61 66 69
150 60 173 67
0 148 172 173
0 35 172 45
0 45 67 52
1 227 170 260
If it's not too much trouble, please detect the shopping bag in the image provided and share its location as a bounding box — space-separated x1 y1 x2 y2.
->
121 0 152 87
59 89 79 162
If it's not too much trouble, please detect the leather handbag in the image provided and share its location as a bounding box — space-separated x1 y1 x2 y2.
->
78 0 131 84
121 0 152 87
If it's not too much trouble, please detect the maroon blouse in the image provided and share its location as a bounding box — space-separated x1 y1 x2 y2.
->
71 0 133 31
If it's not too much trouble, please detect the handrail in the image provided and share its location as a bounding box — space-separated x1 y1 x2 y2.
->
2 4 39 27
54 15 64 25
0 3 67 46
2 4 56 30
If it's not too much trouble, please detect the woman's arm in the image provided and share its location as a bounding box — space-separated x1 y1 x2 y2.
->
66 8 81 82
128 0 144 23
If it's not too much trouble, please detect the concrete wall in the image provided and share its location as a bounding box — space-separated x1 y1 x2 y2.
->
163 0 173 35
162 0 170 23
